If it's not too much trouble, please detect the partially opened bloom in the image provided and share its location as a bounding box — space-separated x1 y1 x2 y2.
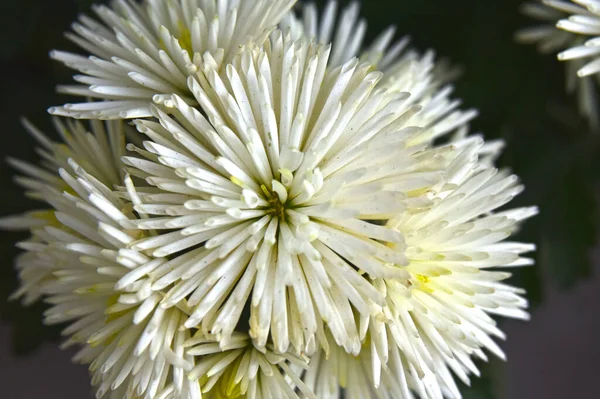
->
118 30 448 357
49 0 296 119
517 0 600 125
301 330 451 399
184 332 314 398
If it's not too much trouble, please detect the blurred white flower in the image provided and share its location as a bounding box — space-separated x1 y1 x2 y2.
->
516 1 584 53
553 0 600 76
517 0 600 126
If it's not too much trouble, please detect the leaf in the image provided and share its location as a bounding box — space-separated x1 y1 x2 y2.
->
539 163 597 289
497 107 598 298
461 381 496 399
459 360 499 399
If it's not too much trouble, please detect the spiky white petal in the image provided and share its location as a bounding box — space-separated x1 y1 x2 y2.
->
49 0 296 119
282 0 408 70
301 331 450 399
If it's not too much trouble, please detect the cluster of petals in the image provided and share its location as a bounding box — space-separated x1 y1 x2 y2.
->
0 1 537 398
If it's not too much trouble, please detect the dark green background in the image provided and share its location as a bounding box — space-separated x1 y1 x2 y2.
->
0 1 598 398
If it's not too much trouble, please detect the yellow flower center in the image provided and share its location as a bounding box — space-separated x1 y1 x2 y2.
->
176 22 194 56
415 274 430 284
203 355 245 398
413 274 434 293
161 21 194 56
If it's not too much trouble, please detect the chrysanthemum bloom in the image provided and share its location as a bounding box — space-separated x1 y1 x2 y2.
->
49 0 296 119
0 118 195 398
300 141 536 399
2 118 312 399
0 118 134 304
184 332 313 398
4 151 188 399
118 30 451 358
516 0 600 125
0 118 188 398
1 2 538 398
281 1 479 150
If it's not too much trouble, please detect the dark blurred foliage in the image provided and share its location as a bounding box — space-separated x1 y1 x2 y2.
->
0 0 598 397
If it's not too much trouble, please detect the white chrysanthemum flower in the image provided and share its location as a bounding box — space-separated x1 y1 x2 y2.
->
281 0 478 149
301 142 536 399
1 3 538 399
7 154 188 399
516 0 600 125
381 143 536 397
1 116 314 399
49 0 296 119
184 332 314 398
118 30 450 357
0 118 134 304
0 117 198 399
